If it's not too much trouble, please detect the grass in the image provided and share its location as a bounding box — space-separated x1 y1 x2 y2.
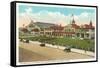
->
19 35 95 52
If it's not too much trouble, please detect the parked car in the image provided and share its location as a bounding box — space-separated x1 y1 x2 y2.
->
64 46 71 52
40 43 45 47
25 39 29 43
20 38 23 42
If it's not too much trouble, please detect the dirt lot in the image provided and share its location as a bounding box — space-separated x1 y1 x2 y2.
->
19 42 93 62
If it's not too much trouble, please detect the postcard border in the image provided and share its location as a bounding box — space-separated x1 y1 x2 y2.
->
10 1 98 67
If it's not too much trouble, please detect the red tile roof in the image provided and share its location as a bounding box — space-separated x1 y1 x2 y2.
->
82 24 94 29
21 28 28 33
32 28 39 32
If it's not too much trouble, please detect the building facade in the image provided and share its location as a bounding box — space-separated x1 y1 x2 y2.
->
23 15 95 40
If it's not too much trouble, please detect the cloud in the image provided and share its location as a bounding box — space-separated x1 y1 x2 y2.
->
19 10 68 26
80 12 89 17
19 7 96 27
25 7 32 14
76 12 95 25
33 11 67 25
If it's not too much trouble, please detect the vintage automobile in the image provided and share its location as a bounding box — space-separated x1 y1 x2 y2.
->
25 39 29 43
64 46 71 52
20 38 23 42
40 43 45 47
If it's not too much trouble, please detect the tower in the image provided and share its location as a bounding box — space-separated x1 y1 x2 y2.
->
90 20 92 27
71 14 75 24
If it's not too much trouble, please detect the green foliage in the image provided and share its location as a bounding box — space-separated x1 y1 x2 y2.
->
19 35 95 52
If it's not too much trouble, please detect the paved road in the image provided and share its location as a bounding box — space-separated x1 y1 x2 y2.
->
19 42 94 62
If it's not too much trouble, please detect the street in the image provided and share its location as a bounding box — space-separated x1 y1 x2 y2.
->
19 42 94 62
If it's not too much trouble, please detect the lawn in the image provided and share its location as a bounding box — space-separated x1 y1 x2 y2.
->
19 35 95 52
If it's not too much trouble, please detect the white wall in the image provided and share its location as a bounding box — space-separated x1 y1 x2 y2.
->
0 0 99 68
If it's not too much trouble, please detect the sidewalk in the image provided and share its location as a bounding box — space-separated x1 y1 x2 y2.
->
24 40 95 57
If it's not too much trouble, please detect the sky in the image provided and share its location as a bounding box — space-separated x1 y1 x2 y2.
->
18 3 96 27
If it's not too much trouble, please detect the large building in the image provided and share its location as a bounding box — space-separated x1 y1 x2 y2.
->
76 21 95 39
21 15 95 39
